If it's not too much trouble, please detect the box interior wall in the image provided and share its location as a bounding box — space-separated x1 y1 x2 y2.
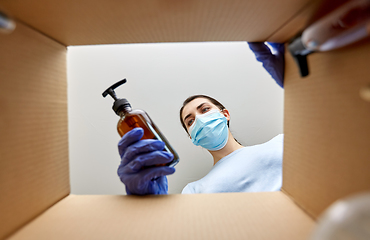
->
1 0 369 239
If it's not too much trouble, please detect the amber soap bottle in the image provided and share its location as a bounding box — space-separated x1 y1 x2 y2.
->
102 79 179 167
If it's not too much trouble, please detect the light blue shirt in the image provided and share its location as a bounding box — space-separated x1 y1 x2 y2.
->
181 134 283 194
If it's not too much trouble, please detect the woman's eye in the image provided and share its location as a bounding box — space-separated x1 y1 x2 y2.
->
187 119 194 126
202 107 210 113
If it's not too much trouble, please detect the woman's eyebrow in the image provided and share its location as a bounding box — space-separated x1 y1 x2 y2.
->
183 113 192 122
183 103 208 122
196 102 207 111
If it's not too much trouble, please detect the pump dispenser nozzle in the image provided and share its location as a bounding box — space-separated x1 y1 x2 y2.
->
102 79 131 115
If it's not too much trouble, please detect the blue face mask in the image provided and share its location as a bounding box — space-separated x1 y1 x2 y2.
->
189 109 229 151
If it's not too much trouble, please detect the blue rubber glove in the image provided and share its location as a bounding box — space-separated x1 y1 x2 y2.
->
248 42 285 88
117 128 175 195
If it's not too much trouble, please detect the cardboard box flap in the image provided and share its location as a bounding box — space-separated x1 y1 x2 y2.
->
0 21 69 239
268 0 356 42
1 0 314 46
267 0 320 42
9 192 315 240
283 39 370 218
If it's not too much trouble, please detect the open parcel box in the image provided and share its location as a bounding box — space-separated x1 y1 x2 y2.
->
1 0 369 239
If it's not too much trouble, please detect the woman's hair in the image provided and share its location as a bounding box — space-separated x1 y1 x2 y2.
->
179 95 229 134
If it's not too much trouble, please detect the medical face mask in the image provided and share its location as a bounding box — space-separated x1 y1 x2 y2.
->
189 109 229 151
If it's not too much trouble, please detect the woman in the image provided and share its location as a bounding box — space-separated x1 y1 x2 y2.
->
117 95 283 195
180 95 283 193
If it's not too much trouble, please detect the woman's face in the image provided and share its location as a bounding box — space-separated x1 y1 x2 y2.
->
181 97 229 133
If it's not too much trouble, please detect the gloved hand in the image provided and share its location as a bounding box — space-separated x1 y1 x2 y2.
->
117 127 175 195
248 42 285 88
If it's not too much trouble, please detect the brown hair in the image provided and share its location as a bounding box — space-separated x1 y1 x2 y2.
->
179 95 229 134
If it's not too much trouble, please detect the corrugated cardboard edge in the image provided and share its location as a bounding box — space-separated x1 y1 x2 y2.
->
0 20 70 239
2 0 313 45
9 192 315 240
282 38 370 219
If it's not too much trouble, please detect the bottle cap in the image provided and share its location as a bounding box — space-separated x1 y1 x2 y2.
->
102 79 131 115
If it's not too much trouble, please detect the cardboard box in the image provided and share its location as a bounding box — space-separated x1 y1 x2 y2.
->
1 0 369 239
